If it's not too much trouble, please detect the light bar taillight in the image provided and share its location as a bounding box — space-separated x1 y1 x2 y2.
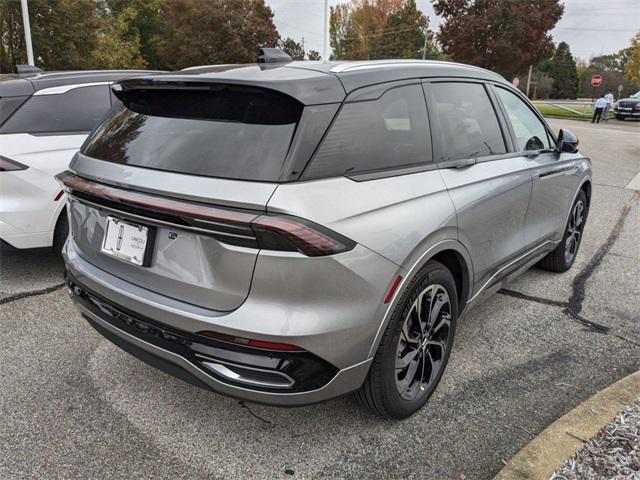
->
0 155 28 172
56 171 355 257
197 330 305 352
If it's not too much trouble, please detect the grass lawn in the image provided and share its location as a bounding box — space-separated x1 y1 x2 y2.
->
534 104 592 120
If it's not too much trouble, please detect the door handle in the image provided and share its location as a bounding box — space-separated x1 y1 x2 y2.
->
538 165 578 179
438 158 477 169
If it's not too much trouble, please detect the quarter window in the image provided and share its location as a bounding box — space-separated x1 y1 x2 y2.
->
495 87 553 151
429 82 506 161
0 85 111 134
302 84 431 179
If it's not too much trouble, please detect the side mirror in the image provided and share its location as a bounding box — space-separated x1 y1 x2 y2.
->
556 128 579 153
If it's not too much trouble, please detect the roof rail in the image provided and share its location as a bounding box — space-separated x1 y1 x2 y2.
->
16 64 42 77
257 48 292 64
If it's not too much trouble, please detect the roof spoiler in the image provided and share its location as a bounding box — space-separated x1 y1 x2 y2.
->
257 48 292 64
16 64 42 77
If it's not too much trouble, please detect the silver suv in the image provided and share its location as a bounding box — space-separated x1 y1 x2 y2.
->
60 55 591 419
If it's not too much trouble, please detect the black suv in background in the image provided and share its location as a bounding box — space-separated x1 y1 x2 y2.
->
615 91 640 120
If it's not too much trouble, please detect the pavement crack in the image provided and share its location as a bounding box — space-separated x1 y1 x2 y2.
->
566 190 640 318
0 282 65 306
498 289 569 308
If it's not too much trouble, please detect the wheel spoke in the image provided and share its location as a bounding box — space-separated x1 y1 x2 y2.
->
397 356 421 394
401 318 420 345
396 347 420 369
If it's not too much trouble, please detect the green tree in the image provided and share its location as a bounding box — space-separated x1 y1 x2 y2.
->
307 49 321 61
330 0 435 60
153 0 279 70
546 42 578 99
106 0 163 68
92 3 148 69
625 32 640 84
0 0 148 72
0 0 24 72
433 0 564 78
278 37 305 60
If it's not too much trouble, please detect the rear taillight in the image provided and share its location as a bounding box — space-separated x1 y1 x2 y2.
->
251 215 354 257
197 330 305 352
0 155 27 172
56 172 356 257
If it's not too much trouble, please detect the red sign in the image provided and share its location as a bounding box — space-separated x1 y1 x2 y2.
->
591 74 603 87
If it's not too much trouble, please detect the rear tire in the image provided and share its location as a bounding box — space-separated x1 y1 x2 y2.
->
355 260 458 419
52 209 69 256
538 190 588 273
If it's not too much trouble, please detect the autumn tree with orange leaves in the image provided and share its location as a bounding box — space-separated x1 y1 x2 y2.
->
329 0 438 60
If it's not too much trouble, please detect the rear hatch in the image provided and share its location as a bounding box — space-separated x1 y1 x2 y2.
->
63 81 305 311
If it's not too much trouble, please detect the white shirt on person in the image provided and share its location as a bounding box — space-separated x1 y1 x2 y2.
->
605 93 614 104
595 98 607 108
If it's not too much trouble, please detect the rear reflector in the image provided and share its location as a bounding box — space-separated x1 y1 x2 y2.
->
384 275 403 304
56 171 355 257
0 155 28 172
197 330 305 352
54 190 64 201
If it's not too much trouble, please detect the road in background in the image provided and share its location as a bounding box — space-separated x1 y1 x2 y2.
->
1 119 638 479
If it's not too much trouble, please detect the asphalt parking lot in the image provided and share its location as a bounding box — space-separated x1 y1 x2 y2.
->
1 118 639 479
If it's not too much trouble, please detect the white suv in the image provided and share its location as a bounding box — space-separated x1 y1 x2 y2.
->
0 69 160 252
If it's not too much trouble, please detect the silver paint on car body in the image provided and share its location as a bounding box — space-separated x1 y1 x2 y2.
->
61 60 593 406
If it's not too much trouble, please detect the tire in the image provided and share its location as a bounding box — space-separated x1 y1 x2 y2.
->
52 209 69 256
537 190 588 273
615 115 624 121
355 260 458 419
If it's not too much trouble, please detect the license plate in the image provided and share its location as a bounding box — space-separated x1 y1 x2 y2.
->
101 217 150 266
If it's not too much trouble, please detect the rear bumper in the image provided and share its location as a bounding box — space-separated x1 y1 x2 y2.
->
63 239 393 405
69 275 371 406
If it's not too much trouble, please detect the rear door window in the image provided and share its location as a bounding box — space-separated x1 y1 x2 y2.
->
428 82 506 162
0 85 111 134
82 85 303 182
494 87 553 151
302 84 431 179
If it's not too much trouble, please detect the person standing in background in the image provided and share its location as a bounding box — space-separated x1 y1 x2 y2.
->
603 90 614 122
592 96 606 123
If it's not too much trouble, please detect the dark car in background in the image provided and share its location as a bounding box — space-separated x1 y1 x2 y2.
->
614 91 640 120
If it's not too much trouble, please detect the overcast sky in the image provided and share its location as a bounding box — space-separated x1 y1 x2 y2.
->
268 0 640 61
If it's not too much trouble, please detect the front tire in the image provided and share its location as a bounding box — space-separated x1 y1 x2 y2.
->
538 190 588 273
355 260 458 419
615 114 624 121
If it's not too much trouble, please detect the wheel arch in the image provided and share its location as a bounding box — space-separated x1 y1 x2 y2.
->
367 239 473 359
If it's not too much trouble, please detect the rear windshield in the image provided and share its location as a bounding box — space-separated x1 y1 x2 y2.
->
82 85 303 182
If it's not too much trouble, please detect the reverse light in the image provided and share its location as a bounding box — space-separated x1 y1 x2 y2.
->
197 330 305 352
0 155 28 172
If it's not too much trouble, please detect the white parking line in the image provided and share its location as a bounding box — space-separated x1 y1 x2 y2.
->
626 171 640 191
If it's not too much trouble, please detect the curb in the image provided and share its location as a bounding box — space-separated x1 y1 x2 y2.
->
493 370 640 480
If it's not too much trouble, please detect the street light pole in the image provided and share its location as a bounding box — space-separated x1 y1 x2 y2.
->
322 0 328 61
21 0 35 66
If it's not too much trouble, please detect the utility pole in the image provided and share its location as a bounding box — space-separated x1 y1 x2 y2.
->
21 0 35 66
525 65 533 98
322 0 328 61
422 29 427 60
301 36 305 59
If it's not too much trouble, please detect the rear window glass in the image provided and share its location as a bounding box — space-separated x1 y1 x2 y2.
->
0 85 111 134
429 82 506 161
82 86 303 182
0 96 28 127
302 84 431 179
